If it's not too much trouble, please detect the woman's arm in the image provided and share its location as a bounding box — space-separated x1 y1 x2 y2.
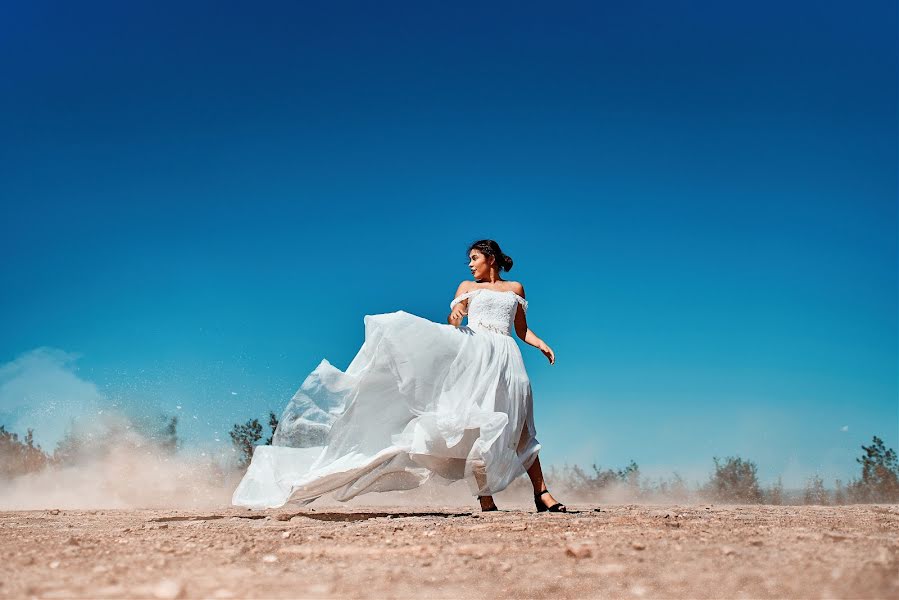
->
512 284 555 365
448 281 471 326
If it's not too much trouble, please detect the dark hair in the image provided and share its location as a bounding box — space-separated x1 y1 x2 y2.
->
468 239 514 272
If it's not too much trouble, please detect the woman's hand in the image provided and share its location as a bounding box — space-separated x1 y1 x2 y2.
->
448 306 467 327
539 342 555 365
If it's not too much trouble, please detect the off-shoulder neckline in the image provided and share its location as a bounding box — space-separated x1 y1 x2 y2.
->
452 288 527 303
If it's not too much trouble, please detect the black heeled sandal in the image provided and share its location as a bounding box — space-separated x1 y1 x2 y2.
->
478 496 499 512
534 489 566 513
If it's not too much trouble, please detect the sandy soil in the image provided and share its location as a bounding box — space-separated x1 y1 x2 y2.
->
1 504 897 599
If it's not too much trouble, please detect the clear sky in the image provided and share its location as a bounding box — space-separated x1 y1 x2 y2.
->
1 1 896 487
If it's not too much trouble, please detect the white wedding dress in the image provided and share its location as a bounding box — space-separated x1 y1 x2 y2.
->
232 288 540 508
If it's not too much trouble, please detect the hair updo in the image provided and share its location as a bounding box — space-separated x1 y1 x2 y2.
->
468 239 514 272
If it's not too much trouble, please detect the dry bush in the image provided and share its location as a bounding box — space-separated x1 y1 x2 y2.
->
701 456 762 503
0 426 50 479
764 477 784 505
846 436 899 503
803 474 830 505
229 411 279 469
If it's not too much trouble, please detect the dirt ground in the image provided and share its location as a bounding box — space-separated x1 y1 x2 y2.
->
1 503 897 599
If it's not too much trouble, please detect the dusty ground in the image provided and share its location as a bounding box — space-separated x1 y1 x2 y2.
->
1 504 897 599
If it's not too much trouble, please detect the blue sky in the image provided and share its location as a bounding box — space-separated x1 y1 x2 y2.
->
1 1 896 487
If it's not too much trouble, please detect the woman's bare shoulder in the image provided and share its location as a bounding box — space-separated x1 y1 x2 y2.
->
454 280 476 297
506 281 525 297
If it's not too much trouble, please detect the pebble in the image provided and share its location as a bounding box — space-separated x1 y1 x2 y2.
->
262 554 278 563
49 561 61 569
152 578 185 599
565 544 593 559
49 509 60 516
281 531 291 539
721 546 736 556
631 542 646 551
596 563 626 574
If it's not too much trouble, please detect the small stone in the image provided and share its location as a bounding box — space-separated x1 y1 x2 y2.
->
596 563 626 574
749 539 763 546
631 542 646 551
565 544 592 559
262 554 278 563
281 531 291 539
152 578 185 599
306 584 332 594
65 536 79 546
49 509 60 516
721 546 736 556
274 512 294 522
49 561 61 569
500 562 513 572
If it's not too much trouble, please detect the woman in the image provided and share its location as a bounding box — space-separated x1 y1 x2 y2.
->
232 239 566 513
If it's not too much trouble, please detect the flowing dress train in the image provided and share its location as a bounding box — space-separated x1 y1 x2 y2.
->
232 288 540 508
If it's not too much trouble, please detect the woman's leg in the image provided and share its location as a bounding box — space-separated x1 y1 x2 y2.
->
473 460 498 510
526 456 563 508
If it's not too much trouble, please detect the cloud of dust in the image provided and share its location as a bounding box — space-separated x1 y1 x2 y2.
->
0 408 243 510
0 348 242 510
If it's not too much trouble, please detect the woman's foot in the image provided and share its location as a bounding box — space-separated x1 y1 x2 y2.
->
478 495 499 512
534 489 566 512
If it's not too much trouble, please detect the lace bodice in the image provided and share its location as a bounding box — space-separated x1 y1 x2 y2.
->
449 288 527 336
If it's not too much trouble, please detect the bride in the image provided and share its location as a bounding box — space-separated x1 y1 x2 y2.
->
232 239 566 513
